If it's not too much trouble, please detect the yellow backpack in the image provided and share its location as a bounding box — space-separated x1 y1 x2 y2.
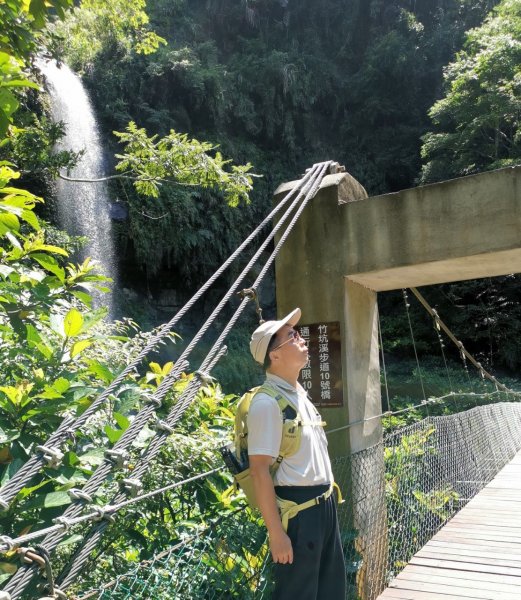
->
227 384 303 509
222 384 341 530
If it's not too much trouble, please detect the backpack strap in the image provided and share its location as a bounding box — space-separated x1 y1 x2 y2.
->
258 383 319 474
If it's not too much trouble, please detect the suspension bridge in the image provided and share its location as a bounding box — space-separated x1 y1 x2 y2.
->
1 161 521 599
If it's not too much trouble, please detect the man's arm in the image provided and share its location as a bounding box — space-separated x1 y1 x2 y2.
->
249 454 293 564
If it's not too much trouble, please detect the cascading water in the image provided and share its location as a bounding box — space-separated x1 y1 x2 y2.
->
38 59 117 317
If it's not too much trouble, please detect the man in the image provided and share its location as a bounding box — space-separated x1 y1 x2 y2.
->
248 308 346 599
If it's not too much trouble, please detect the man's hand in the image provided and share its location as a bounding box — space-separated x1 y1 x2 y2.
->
269 529 293 564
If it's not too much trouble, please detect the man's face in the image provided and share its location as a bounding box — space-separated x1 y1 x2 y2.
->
270 324 308 369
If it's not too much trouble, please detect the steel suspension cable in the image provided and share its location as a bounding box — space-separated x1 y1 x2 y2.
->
3 162 331 599
409 287 508 392
53 160 332 593
402 288 428 405
0 166 319 511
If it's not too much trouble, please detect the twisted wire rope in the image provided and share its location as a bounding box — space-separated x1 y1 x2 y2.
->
3 162 330 598
0 165 318 510
54 160 331 593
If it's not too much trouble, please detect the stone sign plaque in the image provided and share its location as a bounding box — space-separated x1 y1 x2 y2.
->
297 321 343 407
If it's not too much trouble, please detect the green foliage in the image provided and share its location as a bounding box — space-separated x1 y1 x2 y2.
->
421 0 521 182
48 0 166 68
114 121 254 205
52 0 502 299
0 0 73 136
66 377 259 596
5 114 81 177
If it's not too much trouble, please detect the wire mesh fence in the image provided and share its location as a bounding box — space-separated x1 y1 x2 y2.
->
76 401 521 600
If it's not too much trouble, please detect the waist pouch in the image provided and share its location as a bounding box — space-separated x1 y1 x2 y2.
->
275 482 343 532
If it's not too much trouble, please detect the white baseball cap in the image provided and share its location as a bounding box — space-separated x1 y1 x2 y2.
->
249 308 302 364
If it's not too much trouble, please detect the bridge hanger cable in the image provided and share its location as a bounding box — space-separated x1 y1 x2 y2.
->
2 162 332 599
402 289 428 405
378 308 390 412
0 165 323 511
327 286 521 436
409 287 508 392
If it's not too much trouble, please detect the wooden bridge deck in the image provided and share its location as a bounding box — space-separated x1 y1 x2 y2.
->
376 449 521 600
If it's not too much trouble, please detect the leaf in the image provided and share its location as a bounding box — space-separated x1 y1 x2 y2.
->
70 339 92 358
0 447 11 463
31 253 65 282
104 425 123 444
86 360 114 384
0 563 17 575
71 290 92 306
22 491 72 510
0 426 19 445
0 212 20 234
29 243 68 256
63 308 83 337
113 412 130 431
57 534 83 548
78 448 105 467
16 479 51 499
1 458 24 486
53 377 70 394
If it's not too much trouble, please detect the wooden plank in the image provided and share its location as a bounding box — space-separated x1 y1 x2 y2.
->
395 568 521 593
377 587 472 599
441 523 521 537
395 564 521 586
433 531 521 544
415 549 521 567
410 556 521 577
429 539 521 553
388 578 520 599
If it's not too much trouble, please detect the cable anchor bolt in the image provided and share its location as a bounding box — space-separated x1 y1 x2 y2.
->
145 393 162 408
91 505 115 523
68 488 93 504
152 418 174 435
237 287 264 324
104 449 129 469
52 516 74 531
121 478 143 497
36 445 64 469
19 547 46 568
0 535 16 553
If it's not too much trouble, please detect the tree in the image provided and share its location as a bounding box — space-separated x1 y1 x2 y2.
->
420 0 521 183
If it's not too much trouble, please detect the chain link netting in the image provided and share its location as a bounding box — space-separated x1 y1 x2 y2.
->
79 509 272 600
71 401 521 600
337 400 521 600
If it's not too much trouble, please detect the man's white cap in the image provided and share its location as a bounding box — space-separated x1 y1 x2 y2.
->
249 307 301 364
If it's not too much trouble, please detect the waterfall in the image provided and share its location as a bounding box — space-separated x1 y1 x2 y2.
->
38 59 117 317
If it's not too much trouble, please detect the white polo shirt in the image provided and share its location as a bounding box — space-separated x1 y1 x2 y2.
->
247 373 333 487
